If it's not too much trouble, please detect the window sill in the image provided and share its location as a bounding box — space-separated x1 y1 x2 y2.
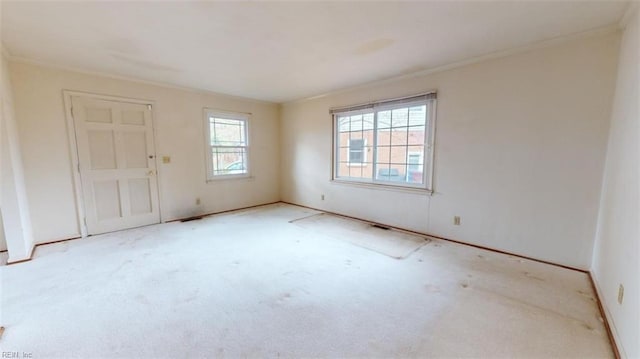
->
206 174 254 183
330 179 433 195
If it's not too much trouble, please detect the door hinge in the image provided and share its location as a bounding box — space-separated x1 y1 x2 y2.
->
70 106 74 117
147 104 152 110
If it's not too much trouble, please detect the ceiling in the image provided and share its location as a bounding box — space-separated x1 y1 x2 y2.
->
1 1 629 103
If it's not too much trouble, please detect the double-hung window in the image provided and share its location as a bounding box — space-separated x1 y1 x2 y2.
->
332 92 437 191
204 109 249 180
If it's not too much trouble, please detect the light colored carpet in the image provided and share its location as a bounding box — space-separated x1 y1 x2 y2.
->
292 213 429 259
0 203 613 358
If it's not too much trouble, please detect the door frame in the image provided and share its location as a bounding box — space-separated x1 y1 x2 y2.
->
62 90 162 237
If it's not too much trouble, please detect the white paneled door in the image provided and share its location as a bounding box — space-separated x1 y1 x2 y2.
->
71 96 160 235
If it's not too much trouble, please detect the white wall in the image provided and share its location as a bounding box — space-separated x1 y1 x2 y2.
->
1 53 34 260
0 210 5 251
592 7 639 358
9 62 280 245
281 32 620 270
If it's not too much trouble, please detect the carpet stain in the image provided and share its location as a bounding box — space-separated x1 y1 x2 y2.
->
577 289 595 301
524 272 545 281
135 294 150 305
110 259 133 276
184 290 200 303
2 204 612 358
582 323 595 331
425 284 440 293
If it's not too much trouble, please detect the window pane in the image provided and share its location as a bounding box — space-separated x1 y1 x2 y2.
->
376 145 390 164
363 113 375 130
391 108 409 127
350 115 363 131
210 117 246 146
349 139 365 163
350 150 364 163
336 162 372 180
408 126 425 145
408 105 427 126
338 131 350 148
338 117 351 132
406 151 424 184
390 164 406 182
390 146 408 164
407 145 424 155
377 164 404 182
212 147 247 175
378 110 391 129
349 165 363 178
362 161 373 179
338 147 349 163
337 162 349 178
377 127 392 147
350 130 364 140
362 129 374 140
390 128 408 146
408 153 422 170
337 113 374 152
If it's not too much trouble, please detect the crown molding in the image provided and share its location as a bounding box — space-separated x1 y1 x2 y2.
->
3 22 621 106
290 24 620 104
5 53 276 105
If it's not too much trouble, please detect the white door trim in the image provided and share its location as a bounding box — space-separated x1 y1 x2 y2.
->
62 90 162 237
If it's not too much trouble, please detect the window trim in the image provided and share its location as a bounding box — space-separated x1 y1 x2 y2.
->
331 93 436 193
203 108 250 181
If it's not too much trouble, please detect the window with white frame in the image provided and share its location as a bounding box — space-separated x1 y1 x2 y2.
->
332 93 436 191
204 109 249 180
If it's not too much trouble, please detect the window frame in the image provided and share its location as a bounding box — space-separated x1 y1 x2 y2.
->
331 95 436 193
203 108 250 181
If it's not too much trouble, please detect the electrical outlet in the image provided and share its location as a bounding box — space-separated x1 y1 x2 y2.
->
196 198 201 206
618 284 624 305
453 216 461 225
321 194 325 201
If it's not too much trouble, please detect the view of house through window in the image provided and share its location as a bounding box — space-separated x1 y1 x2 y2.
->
333 93 436 190
348 139 365 163
204 110 249 179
